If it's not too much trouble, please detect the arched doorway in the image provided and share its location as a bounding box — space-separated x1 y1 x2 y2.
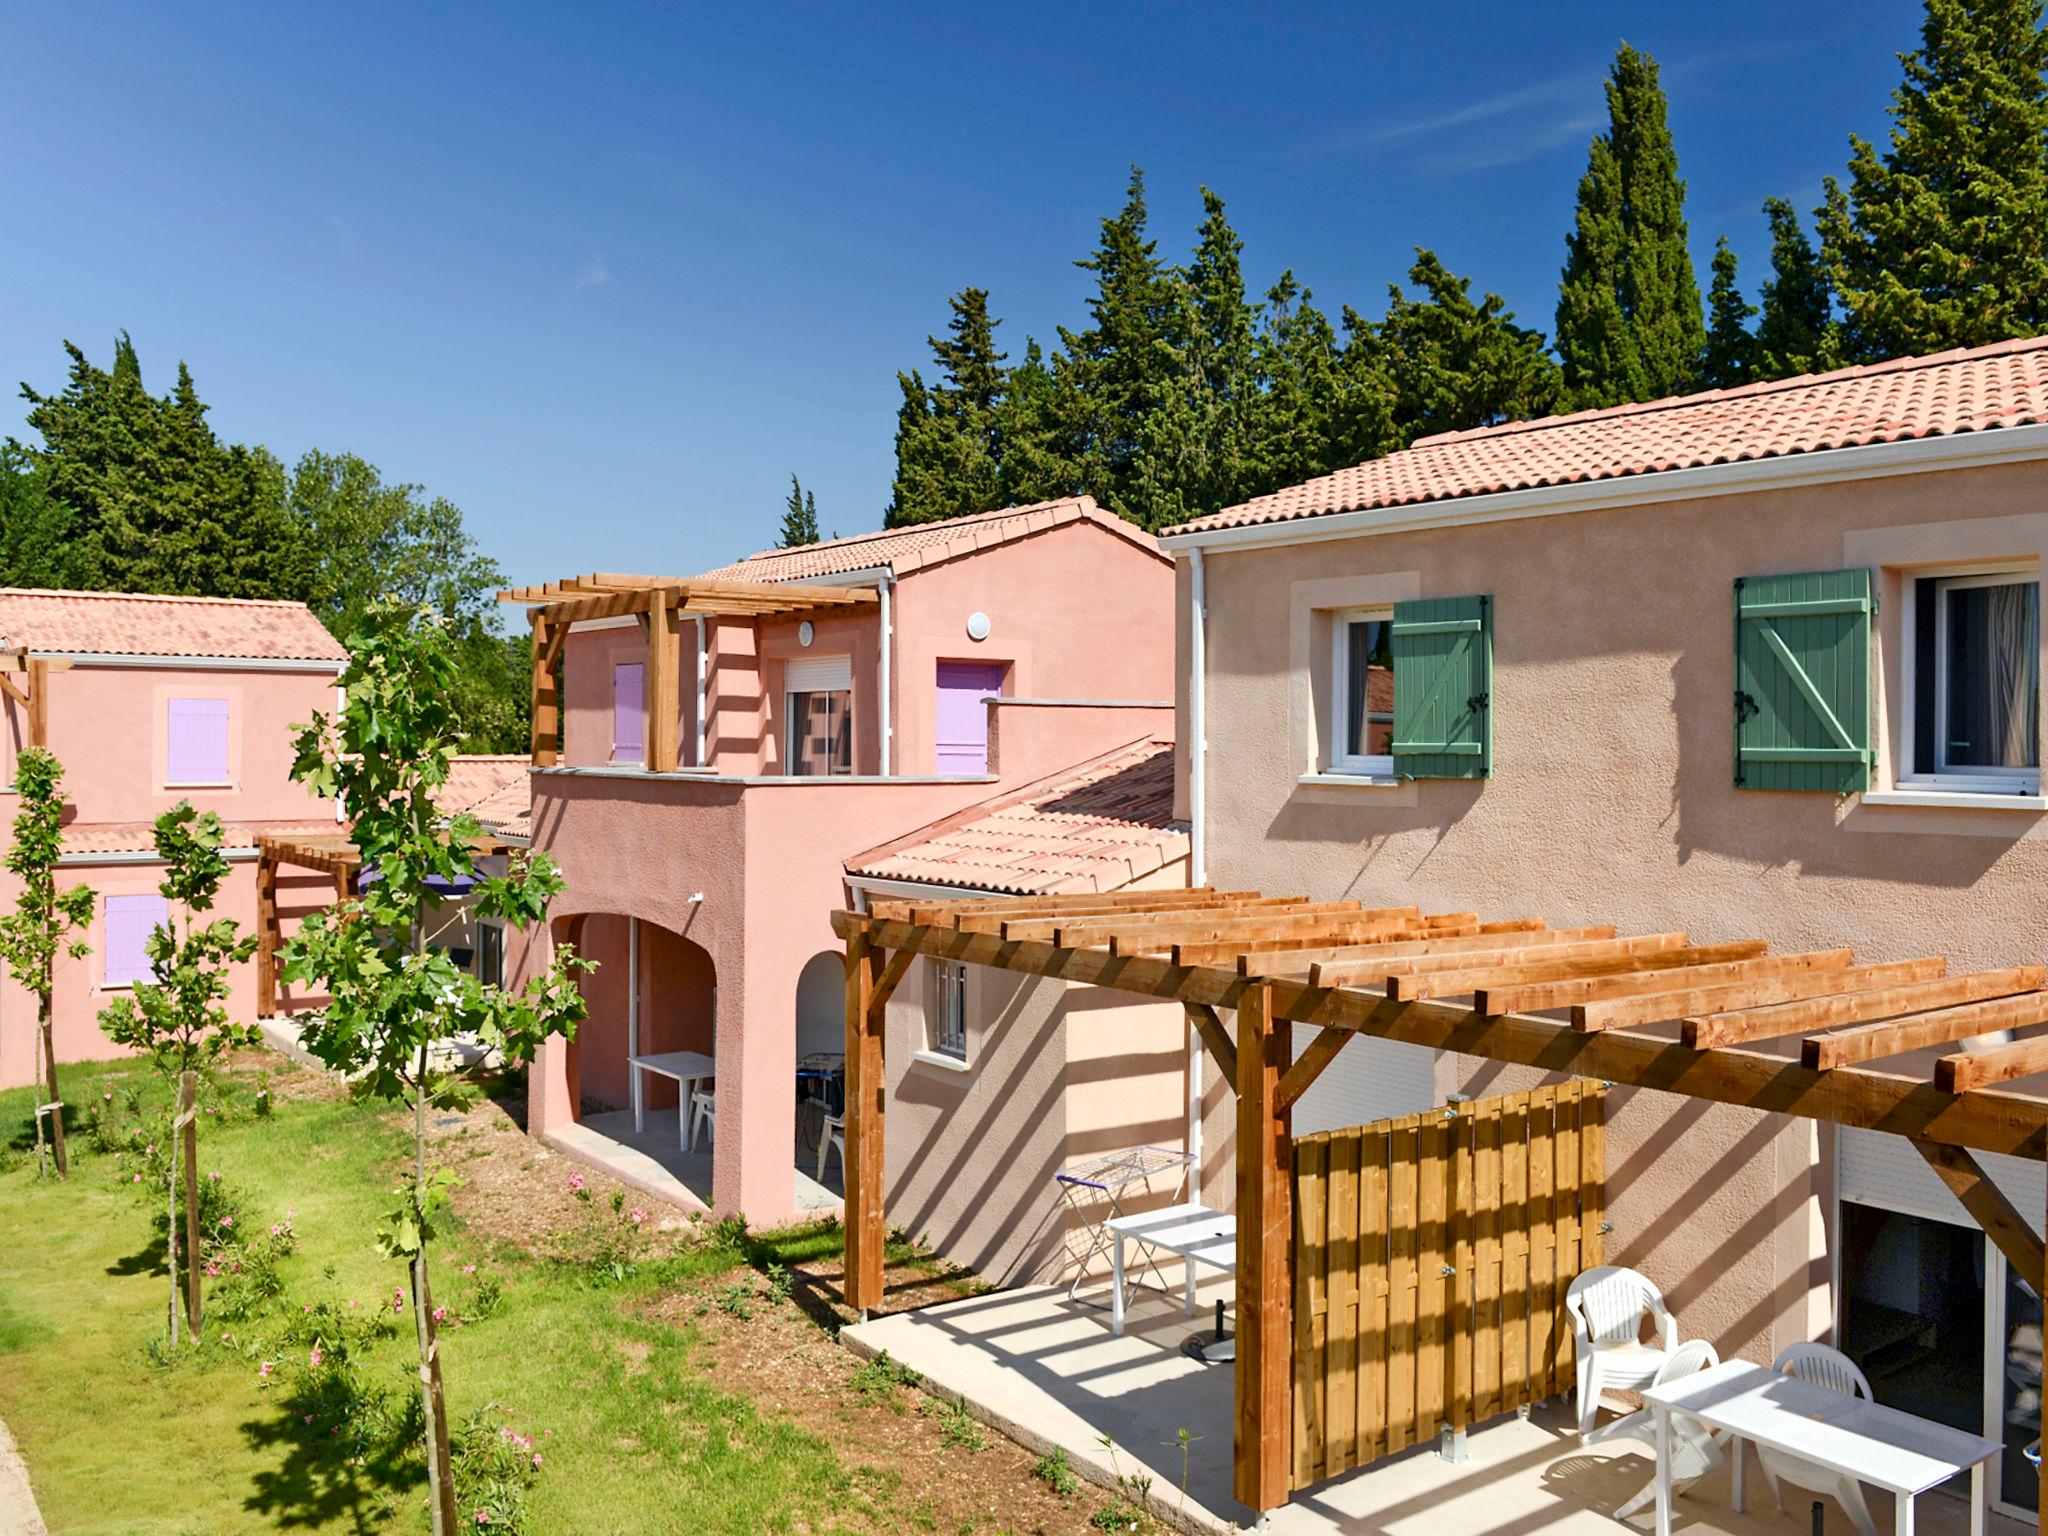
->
794 950 846 1198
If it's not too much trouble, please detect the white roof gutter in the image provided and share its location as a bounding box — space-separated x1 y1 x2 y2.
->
21 652 347 673
1158 422 2048 557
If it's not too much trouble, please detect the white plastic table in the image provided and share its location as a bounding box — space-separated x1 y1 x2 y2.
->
1105 1202 1235 1336
628 1050 715 1150
1643 1359 2001 1536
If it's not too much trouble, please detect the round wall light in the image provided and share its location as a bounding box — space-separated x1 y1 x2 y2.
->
798 620 815 647
965 611 992 642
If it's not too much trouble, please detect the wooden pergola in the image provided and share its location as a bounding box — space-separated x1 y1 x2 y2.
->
498 573 878 771
0 649 72 748
252 829 520 1016
833 886 2048 1518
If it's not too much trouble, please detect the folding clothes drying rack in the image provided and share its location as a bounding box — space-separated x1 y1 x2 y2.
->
1052 1145 1194 1302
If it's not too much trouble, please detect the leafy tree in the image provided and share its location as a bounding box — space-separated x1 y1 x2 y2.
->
1757 198 1840 378
97 805 260 1342
0 446 85 590
14 335 310 599
1702 238 1759 389
278 600 590 1536
886 289 1007 525
1555 46 1706 407
1818 0 2048 360
1376 250 1564 443
779 474 821 547
0 749 94 1179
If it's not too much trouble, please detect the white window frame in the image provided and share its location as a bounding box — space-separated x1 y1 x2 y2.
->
1898 562 2041 796
1327 605 1395 778
476 919 506 988
927 959 968 1062
784 654 855 777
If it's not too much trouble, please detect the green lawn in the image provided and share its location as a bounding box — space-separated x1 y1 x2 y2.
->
0 1056 899 1536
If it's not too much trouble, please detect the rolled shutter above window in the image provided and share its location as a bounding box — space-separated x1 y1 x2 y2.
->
785 655 853 693
1390 595 1492 780
1735 569 1874 793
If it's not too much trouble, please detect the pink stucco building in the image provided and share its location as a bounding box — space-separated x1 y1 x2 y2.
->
0 589 347 1089
514 497 1186 1234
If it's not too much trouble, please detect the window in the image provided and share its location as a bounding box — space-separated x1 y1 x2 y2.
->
611 663 645 764
785 655 853 776
1903 568 2040 794
476 922 506 988
1328 609 1395 775
929 960 968 1060
104 893 168 987
166 698 230 786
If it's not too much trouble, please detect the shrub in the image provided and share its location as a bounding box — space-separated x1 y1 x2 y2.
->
450 1405 547 1535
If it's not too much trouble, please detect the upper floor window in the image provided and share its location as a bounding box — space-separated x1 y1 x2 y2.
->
104 893 168 988
166 698 230 786
785 655 853 776
929 959 968 1061
1329 609 1395 776
1905 567 2040 794
612 663 645 765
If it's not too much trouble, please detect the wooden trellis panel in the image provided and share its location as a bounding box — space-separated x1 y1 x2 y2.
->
1290 1081 1605 1488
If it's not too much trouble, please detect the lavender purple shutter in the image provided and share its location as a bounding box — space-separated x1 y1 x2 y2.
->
934 662 1005 774
104 894 168 986
612 663 645 762
166 698 230 784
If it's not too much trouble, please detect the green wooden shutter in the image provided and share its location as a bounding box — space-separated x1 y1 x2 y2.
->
1735 569 1874 793
1391 595 1492 779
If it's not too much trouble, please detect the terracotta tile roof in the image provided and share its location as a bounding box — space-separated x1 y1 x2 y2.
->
698 496 1166 582
1166 335 2048 537
62 818 340 856
847 740 1187 896
432 755 531 841
0 588 347 663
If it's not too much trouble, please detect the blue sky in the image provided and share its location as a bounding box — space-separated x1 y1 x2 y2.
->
1 2 1921 590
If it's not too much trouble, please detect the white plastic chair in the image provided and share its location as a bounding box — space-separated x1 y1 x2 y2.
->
1565 1265 1678 1438
1755 1343 1879 1536
816 1112 845 1184
688 1087 716 1151
1597 1340 1725 1519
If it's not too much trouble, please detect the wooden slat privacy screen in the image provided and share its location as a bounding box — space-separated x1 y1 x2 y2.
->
1290 1081 1606 1488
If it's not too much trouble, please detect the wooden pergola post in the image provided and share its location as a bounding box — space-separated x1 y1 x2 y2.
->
1235 980 1293 1514
255 848 279 1017
844 933 887 1313
530 610 559 767
647 591 679 773
0 653 71 749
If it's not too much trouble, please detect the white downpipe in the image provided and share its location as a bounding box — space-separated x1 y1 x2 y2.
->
879 573 894 776
694 618 708 767
628 916 640 1059
1186 547 1208 1190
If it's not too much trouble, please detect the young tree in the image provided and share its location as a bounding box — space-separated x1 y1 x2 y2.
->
1702 238 1759 389
1757 198 1839 379
0 750 94 1179
1818 0 2048 360
97 804 260 1342
278 600 589 1535
779 474 821 548
1555 45 1706 407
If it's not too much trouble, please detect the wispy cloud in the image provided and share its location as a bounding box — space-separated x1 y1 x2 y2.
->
574 251 610 289
1355 70 1602 149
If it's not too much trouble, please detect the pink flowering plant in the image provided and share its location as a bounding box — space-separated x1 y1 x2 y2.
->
277 602 591 1535
449 1407 546 1535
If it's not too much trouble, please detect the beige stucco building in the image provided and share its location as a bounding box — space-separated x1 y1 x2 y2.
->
1161 338 2048 1517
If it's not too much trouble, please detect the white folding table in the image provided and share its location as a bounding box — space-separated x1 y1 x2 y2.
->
627 1049 715 1151
1105 1202 1236 1336
1643 1359 2001 1536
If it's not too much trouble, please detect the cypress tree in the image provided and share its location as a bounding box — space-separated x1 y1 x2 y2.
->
1757 198 1839 378
1702 238 1759 389
1816 0 2048 360
991 339 1082 508
1378 250 1564 443
1255 272 1349 491
1555 45 1706 407
884 289 1008 525
778 474 820 548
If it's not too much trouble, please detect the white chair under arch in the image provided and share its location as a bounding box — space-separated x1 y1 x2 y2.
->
1590 1339 1726 1520
687 1086 716 1152
1754 1343 1880 1536
1565 1265 1678 1438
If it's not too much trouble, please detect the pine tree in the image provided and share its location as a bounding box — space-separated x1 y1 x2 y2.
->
1555 45 1706 407
1255 272 1350 491
1702 238 1759 389
1817 0 2048 360
991 339 1082 507
0 445 84 589
1757 198 1838 378
15 336 311 600
885 290 1007 525
1376 250 1564 444
779 474 820 547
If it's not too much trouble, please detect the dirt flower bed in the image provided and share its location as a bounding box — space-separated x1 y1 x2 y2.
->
643 1260 1131 1536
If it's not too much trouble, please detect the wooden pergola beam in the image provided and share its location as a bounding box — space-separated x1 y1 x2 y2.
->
1579 957 1947 1034
1186 1002 1237 1083
1321 931 1686 989
828 912 2048 1159
1479 948 1855 1018
1686 967 2043 1050
1938 1031 2048 1093
1912 1139 2047 1290
1004 900 1388 946
1237 923 1592 980
1805 988 2048 1069
1388 940 1770 1003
